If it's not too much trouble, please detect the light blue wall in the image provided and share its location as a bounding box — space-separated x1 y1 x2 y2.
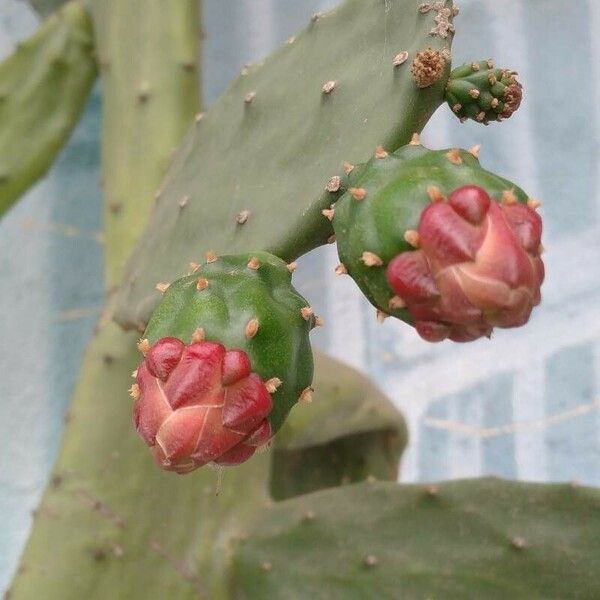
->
1 0 599 593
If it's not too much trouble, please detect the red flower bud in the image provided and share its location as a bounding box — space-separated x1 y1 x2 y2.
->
133 337 272 473
387 185 544 342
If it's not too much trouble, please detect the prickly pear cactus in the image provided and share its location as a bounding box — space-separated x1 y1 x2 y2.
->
132 251 315 472
332 140 544 342
445 60 522 124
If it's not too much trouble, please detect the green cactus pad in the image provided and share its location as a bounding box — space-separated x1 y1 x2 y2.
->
233 478 600 599
446 60 522 124
332 142 528 324
0 1 97 216
144 251 314 433
113 0 456 329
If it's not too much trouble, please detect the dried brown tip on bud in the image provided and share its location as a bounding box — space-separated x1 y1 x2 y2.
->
411 48 445 88
502 189 518 205
361 251 383 267
350 187 367 201
322 80 336 94
469 88 480 99
335 263 348 275
299 386 314 402
446 148 462 165
527 198 542 210
321 208 335 221
469 144 481 158
393 51 409 67
326 175 341 193
301 306 314 320
206 250 218 263
155 282 170 293
178 195 189 208
410 132 421 145
244 90 256 104
363 554 378 567
131 369 138 378
286 261 298 273
427 185 445 202
137 339 150 355
389 295 406 310
404 229 421 248
375 146 388 159
327 234 337 244
265 377 283 393
245 318 259 339
129 384 140 400
314 316 325 327
376 310 389 323
343 162 355 175
191 328 205 343
235 210 250 224
196 278 209 291
247 257 261 270
189 261 201 273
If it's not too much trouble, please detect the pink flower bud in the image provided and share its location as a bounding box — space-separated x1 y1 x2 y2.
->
387 185 544 342
133 338 272 473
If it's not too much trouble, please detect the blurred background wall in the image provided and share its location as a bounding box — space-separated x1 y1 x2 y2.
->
1 0 599 593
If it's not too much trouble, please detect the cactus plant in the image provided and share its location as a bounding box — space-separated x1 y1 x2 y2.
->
0 1 96 215
133 251 315 471
113 0 456 329
4 0 593 598
332 142 544 342
233 478 600 599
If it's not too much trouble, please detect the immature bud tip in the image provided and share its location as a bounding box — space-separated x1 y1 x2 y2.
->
375 146 388 159
343 162 355 175
410 133 421 145
335 263 348 275
446 148 462 165
155 282 170 294
427 186 445 202
301 306 314 320
299 386 314 402
468 144 481 158
404 229 421 248
322 208 335 221
247 257 261 270
129 384 141 400
206 250 218 263
286 262 298 273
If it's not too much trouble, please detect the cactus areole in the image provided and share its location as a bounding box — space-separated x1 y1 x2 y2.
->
131 252 314 473
333 142 544 343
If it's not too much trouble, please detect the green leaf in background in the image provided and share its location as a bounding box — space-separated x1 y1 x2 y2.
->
113 0 455 329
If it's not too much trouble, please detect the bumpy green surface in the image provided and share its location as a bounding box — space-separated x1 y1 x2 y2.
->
144 251 314 433
9 316 406 599
91 0 201 287
446 60 521 124
271 352 407 500
114 0 455 329
333 143 528 323
233 478 600 599
0 1 96 216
